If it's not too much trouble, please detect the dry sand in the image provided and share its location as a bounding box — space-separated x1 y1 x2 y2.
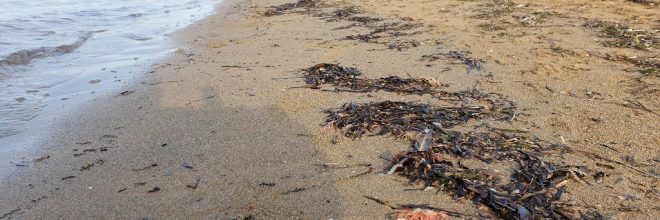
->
1 0 658 219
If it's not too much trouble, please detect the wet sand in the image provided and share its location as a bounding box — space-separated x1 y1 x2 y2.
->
1 0 658 219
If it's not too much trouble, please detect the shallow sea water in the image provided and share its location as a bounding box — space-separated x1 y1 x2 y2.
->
0 0 218 138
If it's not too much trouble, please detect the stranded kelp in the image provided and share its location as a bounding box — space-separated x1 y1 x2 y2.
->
303 63 440 94
388 133 599 219
303 63 363 89
324 101 513 139
626 0 658 6
343 21 426 50
264 0 319 16
302 63 512 108
585 20 659 50
420 51 485 73
322 101 601 218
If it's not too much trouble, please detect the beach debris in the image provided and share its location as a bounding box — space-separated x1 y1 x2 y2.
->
328 6 361 20
259 182 277 187
478 21 510 31
414 129 433 152
0 208 22 219
388 40 421 51
392 208 449 220
343 21 426 49
282 185 316 195
180 162 194 169
118 187 127 193
302 64 514 106
61 176 76 180
89 79 101 84
364 196 465 218
348 16 382 24
119 90 134 96
603 54 659 78
388 143 587 219
33 155 50 162
593 171 608 183
585 20 659 50
80 159 104 171
473 0 517 18
447 51 484 73
187 179 201 189
131 163 158 172
420 51 485 73
627 0 658 6
618 194 641 201
264 0 318 16
147 187 160 193
618 99 660 116
319 98 600 218
324 101 513 139
302 63 362 88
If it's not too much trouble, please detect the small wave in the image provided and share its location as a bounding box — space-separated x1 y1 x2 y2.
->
0 30 106 67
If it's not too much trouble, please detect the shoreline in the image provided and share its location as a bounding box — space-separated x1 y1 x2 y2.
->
1 0 658 219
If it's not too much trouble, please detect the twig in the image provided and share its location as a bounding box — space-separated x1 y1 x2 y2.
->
576 149 660 179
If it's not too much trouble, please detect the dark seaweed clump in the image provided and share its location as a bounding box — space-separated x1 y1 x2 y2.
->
302 63 362 88
324 101 512 139
302 64 516 111
323 101 602 219
626 0 658 6
391 144 596 219
264 0 318 16
303 63 438 94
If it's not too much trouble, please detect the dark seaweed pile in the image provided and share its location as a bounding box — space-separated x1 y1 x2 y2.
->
303 64 516 113
626 0 658 6
303 63 362 88
264 0 319 16
323 100 602 219
303 64 437 94
390 136 580 219
324 101 511 139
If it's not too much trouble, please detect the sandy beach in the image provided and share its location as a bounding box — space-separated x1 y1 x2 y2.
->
1 0 658 219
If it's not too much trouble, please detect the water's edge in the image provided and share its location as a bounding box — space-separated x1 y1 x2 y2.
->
0 0 224 176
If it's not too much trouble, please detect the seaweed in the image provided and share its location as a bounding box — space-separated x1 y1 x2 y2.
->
420 51 485 73
342 21 426 49
626 0 658 6
323 101 513 139
448 51 485 73
302 63 362 88
604 54 659 78
473 0 518 19
302 64 516 112
302 63 437 94
585 20 659 50
478 21 510 31
388 40 421 51
321 100 600 218
264 0 319 16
